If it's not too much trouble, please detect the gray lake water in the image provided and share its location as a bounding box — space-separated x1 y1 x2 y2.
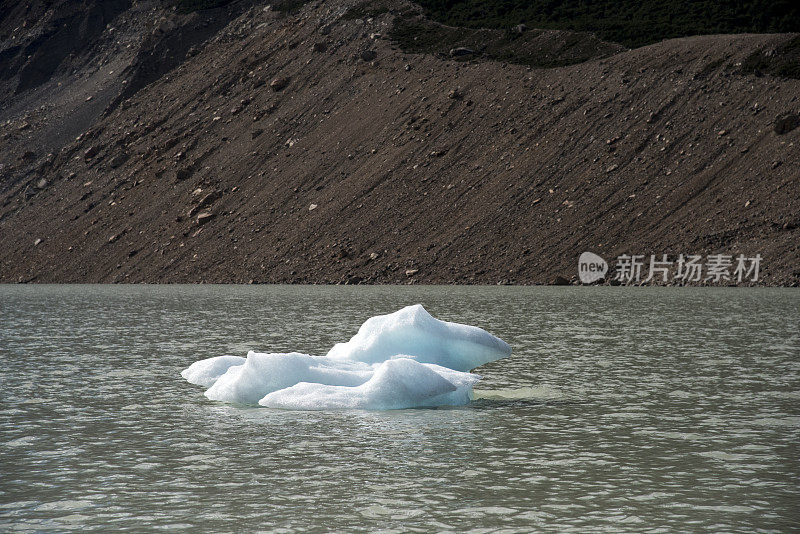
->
1 285 798 532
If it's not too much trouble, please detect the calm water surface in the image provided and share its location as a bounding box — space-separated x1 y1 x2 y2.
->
1 285 798 532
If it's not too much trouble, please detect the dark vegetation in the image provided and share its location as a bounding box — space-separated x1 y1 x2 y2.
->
740 35 800 79
343 0 799 72
345 1 621 67
341 1 392 20
270 0 314 13
412 0 800 48
176 0 308 14
390 17 621 67
175 0 231 14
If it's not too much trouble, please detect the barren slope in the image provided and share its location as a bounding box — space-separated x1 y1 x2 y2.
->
0 0 798 285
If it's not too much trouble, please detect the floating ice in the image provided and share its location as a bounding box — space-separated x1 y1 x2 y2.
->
205 352 372 404
181 355 245 387
182 305 510 410
260 358 479 410
326 304 511 371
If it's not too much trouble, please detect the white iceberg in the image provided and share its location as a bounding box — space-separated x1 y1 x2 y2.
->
326 304 511 371
205 352 372 404
260 358 479 410
182 304 511 410
181 355 245 387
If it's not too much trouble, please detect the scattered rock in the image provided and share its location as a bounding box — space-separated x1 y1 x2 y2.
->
774 112 799 135
188 190 222 217
34 238 42 246
551 275 570 285
196 212 215 225
109 153 129 168
0 2 796 286
449 47 474 57
270 77 290 91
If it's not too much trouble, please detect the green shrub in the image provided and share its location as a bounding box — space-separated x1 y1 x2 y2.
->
343 0 392 20
175 0 231 14
175 0 309 14
389 15 622 68
740 36 800 79
413 0 800 48
271 0 312 13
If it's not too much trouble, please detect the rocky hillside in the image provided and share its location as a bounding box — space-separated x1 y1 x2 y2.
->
0 0 798 285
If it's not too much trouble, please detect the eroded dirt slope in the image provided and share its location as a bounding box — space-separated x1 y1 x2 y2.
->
0 0 798 284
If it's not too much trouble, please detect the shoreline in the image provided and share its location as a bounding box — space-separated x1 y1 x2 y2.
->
3 280 796 287
1 1 797 289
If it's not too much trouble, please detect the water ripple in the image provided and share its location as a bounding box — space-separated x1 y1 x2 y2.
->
0 285 798 532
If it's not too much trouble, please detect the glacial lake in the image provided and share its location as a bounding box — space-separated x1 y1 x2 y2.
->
1 285 798 532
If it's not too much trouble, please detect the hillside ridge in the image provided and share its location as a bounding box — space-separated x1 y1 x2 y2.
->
0 0 798 285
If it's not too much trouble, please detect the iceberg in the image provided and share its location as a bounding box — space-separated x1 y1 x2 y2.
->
326 304 511 371
182 304 511 410
181 355 245 387
205 352 373 404
260 358 477 410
